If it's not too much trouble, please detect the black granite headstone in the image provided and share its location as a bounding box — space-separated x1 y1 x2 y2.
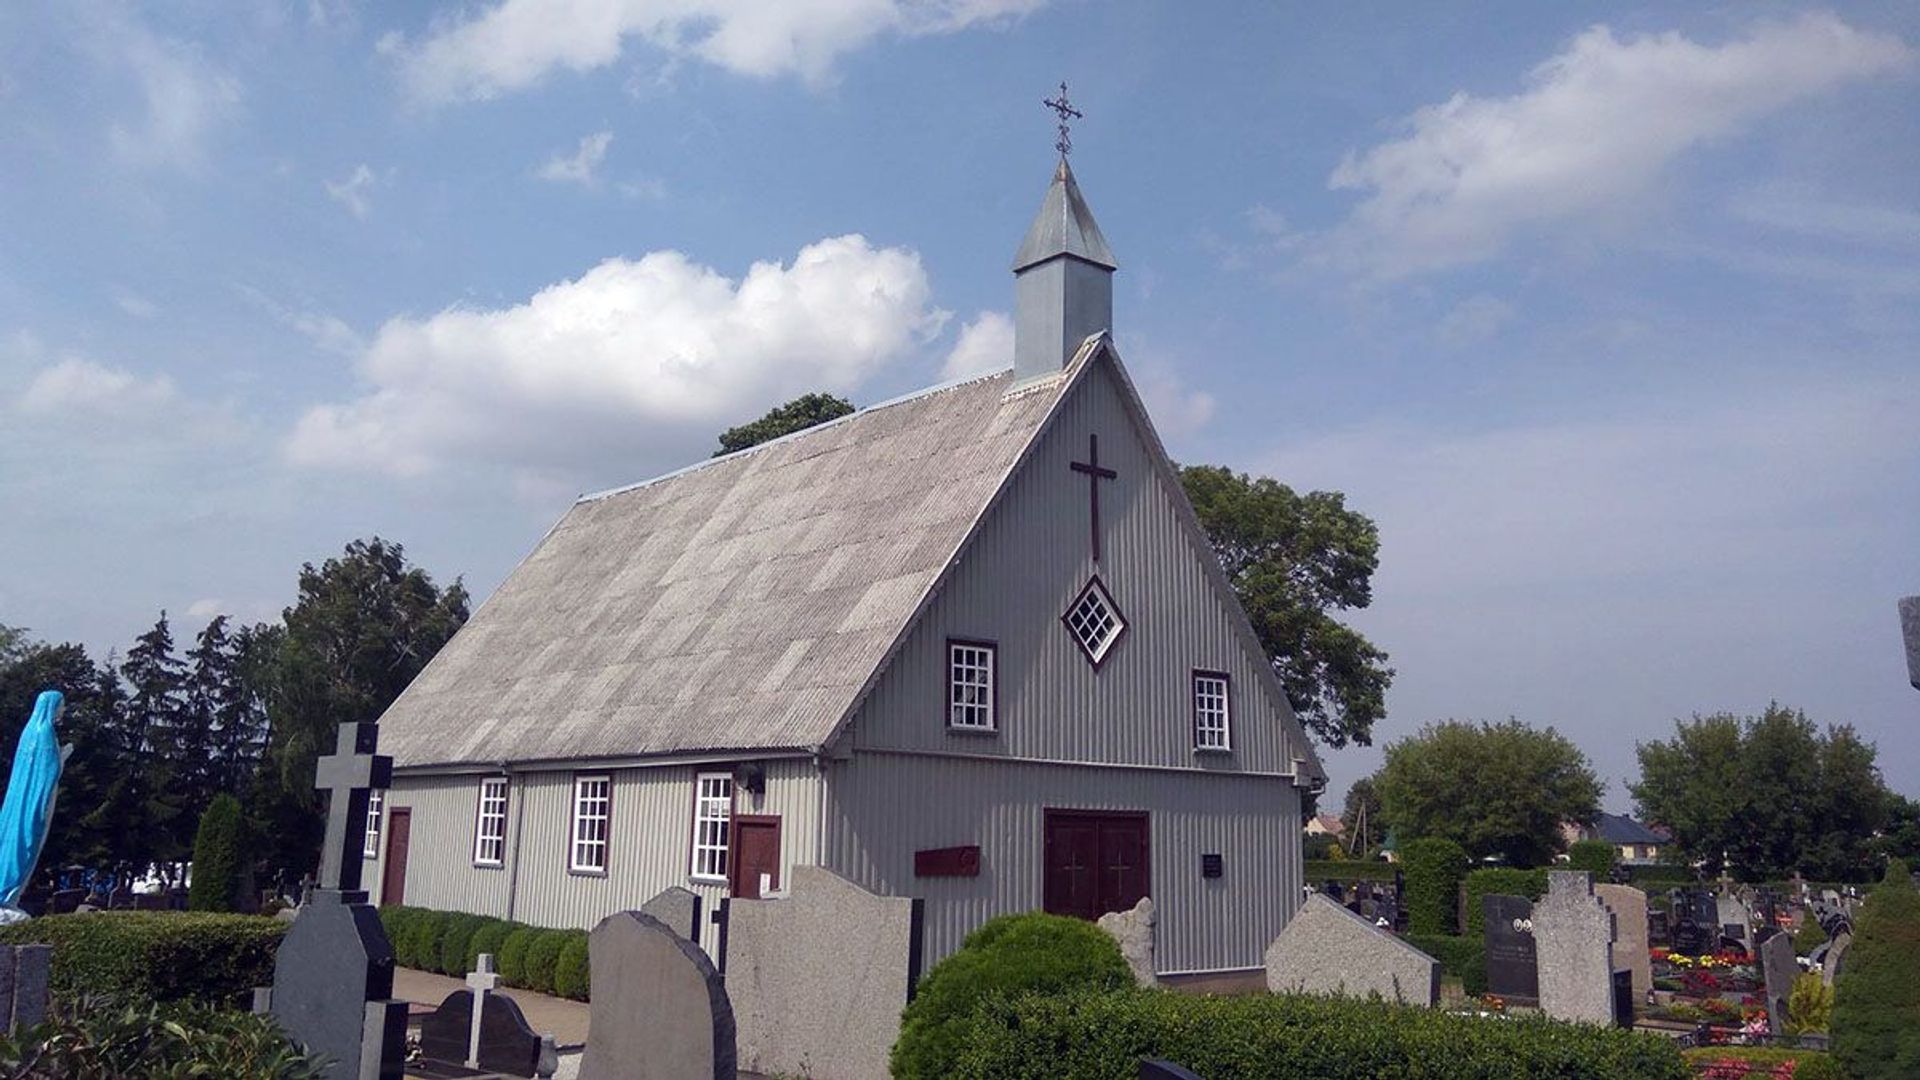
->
1483 894 1538 1003
1612 969 1634 1029
1140 1060 1205 1080
418 989 542 1077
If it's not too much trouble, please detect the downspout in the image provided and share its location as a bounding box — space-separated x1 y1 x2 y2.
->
504 765 527 923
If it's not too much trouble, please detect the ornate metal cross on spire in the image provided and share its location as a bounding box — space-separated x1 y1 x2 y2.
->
1043 81 1082 157
1070 433 1118 562
314 721 392 895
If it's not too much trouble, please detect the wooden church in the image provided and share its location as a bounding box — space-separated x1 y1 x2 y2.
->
365 154 1326 977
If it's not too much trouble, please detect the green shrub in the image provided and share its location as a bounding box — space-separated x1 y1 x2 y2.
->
553 931 591 1001
1304 860 1397 884
1794 914 1829 954
1568 840 1616 878
1788 971 1834 1034
1404 933 1486 996
892 911 1132 1080
1831 858 1920 1080
377 905 419 954
439 913 491 976
401 909 450 971
0 912 285 1007
523 930 567 995
948 987 1690 1080
1463 867 1550 936
498 927 538 987
1681 1046 1838 1075
1399 837 1468 934
1793 1054 1845 1080
1624 864 1696 885
188 793 251 913
467 919 516 975
0 994 326 1078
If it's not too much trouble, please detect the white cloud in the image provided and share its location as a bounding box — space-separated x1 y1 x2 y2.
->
17 357 179 417
103 15 242 169
1325 13 1912 277
393 0 1047 105
113 290 161 319
289 234 948 478
235 285 366 355
325 164 380 219
940 310 1012 379
9 352 246 453
1728 184 1920 249
1435 294 1515 348
1135 369 1215 438
538 131 614 186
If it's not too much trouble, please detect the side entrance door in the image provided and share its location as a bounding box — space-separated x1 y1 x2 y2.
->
729 815 782 899
1043 809 1149 920
381 808 411 906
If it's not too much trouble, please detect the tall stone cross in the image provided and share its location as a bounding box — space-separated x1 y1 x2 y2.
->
1069 433 1118 563
1043 81 1081 157
314 722 392 895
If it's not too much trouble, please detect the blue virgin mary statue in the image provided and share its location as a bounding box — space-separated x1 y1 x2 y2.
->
0 690 67 912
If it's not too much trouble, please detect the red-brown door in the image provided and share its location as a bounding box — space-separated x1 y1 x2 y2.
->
1044 810 1149 920
381 808 410 906
729 815 781 899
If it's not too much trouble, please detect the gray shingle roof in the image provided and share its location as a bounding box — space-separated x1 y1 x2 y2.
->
378 368 1065 769
1594 813 1667 845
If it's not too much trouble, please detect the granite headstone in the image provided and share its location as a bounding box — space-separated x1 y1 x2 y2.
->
1759 931 1796 1035
1097 897 1158 987
1532 871 1617 1026
1265 893 1439 1006
1822 932 1852 986
1140 1061 1205 1080
1716 888 1751 951
418 987 546 1077
639 885 703 944
1483 894 1539 1003
580 910 735 1080
1898 596 1919 690
0 945 52 1033
1595 884 1651 1006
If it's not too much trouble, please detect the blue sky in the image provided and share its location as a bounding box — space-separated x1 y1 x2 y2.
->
2 2 1917 810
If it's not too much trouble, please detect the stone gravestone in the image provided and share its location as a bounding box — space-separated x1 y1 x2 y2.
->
1532 871 1617 1026
1716 888 1751 952
0 944 53 1033
728 866 924 1080
580 910 735 1080
263 723 407 1080
1483 894 1539 1004
1140 1061 1205 1080
1097 897 1157 987
1898 595 1920 690
417 973 554 1077
640 885 703 943
1264 893 1439 1006
1821 932 1852 986
1595 884 1651 1008
1759 931 1796 1036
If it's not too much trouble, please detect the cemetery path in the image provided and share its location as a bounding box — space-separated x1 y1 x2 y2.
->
393 967 592 1047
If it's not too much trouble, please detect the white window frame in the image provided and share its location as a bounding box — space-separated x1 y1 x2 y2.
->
947 640 997 731
569 775 612 874
473 777 509 867
362 789 384 858
1193 671 1232 751
690 773 733 882
1063 577 1126 667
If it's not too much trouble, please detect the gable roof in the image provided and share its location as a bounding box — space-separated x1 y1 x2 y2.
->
1594 813 1668 846
378 369 1064 769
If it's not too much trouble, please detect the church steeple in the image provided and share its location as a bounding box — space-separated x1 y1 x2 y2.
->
1013 86 1117 384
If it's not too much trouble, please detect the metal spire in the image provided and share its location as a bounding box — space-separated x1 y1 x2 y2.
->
1043 81 1081 157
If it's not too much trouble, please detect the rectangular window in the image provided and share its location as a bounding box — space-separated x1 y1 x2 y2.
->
690 773 733 881
569 775 612 874
363 789 384 858
947 640 997 731
473 778 509 867
1193 671 1231 751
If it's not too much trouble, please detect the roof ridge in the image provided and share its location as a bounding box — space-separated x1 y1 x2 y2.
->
576 367 1014 505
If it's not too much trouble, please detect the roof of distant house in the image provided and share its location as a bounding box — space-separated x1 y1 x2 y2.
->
1312 814 1345 835
1594 812 1668 845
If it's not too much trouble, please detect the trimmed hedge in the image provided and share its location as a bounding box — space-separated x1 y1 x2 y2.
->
467 920 517 975
1830 858 1920 1080
1405 932 1486 996
893 911 1132 1080
1304 859 1398 884
499 927 537 986
1463 867 1550 936
1567 840 1616 878
554 931 590 1002
1623 864 1696 886
524 930 567 995
1400 838 1468 935
945 988 1691 1080
0 912 285 1007
188 793 250 913
439 913 491 977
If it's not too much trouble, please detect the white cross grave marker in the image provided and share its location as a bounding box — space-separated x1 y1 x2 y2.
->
466 953 500 1069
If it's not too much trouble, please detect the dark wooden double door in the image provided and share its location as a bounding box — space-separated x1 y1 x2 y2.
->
1043 809 1149 921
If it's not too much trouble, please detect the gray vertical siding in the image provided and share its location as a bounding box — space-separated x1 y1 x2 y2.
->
385 758 821 958
820 752 1302 973
850 360 1302 776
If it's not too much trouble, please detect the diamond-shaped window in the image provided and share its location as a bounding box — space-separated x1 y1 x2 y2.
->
1063 577 1126 668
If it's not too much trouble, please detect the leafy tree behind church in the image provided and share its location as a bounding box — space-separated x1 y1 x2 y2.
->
1374 719 1602 867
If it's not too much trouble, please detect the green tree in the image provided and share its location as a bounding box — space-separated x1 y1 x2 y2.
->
714 392 854 456
187 793 250 912
0 633 126 870
252 538 468 879
1830 859 1920 1080
1341 774 1382 855
1877 794 1920 867
1399 837 1468 934
121 613 191 861
1178 466 1391 748
1631 705 1890 881
1377 719 1601 867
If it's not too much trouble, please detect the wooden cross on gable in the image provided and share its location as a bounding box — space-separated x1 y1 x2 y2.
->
1070 433 1118 563
314 721 393 895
